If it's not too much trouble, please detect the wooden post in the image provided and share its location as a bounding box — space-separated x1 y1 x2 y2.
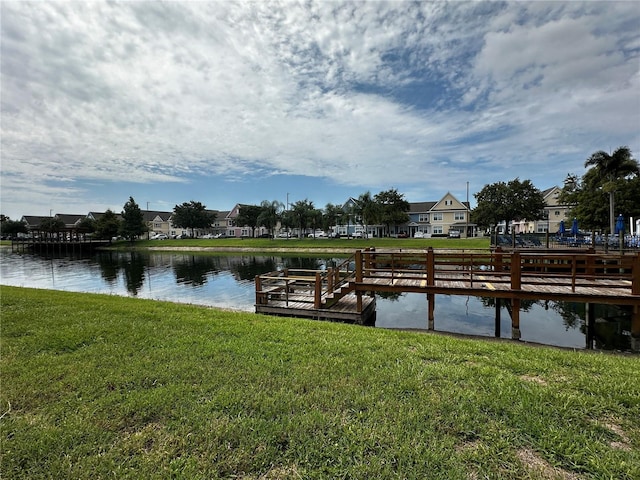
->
494 247 503 272
327 267 334 293
357 291 363 313
494 298 501 337
314 272 321 309
427 293 435 330
427 247 435 286
632 253 640 296
511 298 521 340
586 303 595 350
511 251 521 290
355 249 363 283
631 304 640 353
255 275 262 305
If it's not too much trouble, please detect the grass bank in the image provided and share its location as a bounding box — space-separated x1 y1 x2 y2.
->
115 236 491 253
2 286 638 479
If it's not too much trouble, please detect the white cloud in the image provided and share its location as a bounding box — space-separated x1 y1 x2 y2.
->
1 1 638 218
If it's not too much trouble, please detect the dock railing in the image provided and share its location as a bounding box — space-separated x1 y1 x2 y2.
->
360 247 639 295
256 249 639 309
255 254 358 309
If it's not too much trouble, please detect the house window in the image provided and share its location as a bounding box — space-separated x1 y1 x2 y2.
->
432 213 443 221
419 214 429 222
444 200 453 205
555 211 560 216
433 226 443 234
454 212 465 221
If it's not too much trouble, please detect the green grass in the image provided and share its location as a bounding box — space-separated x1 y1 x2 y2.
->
2 286 638 479
122 236 491 251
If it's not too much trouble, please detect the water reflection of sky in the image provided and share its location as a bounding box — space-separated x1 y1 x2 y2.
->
0 248 627 351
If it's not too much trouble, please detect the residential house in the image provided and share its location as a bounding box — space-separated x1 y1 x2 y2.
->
21 214 86 239
20 215 49 233
141 211 173 237
407 193 473 237
224 204 269 237
508 186 571 235
334 192 472 238
87 211 123 223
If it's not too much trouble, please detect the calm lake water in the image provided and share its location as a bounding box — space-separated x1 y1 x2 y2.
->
0 248 635 352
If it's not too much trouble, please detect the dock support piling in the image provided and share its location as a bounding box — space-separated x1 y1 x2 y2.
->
632 303 640 352
586 303 595 349
494 298 501 338
511 298 521 340
427 293 435 330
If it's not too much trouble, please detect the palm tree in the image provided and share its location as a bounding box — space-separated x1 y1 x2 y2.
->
584 146 639 234
257 200 284 237
355 191 379 238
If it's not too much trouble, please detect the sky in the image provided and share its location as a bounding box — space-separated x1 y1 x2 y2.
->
1 1 639 220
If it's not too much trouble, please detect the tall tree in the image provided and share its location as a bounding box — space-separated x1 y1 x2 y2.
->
257 200 284 237
235 204 262 237
0 218 28 238
172 201 216 237
584 146 639 233
40 217 65 240
355 191 379 238
290 199 316 237
95 209 121 241
472 179 545 232
561 165 640 232
374 188 410 236
323 203 342 234
120 197 147 242
77 217 96 235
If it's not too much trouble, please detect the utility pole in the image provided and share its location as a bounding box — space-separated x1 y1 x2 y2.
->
466 181 469 238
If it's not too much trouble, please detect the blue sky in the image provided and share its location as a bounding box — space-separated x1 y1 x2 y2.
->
1 1 639 219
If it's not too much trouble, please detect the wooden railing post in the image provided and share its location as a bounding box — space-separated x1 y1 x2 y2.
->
314 272 322 309
355 250 363 283
427 247 435 286
255 275 262 305
494 247 503 272
327 267 334 293
632 253 640 296
511 251 521 290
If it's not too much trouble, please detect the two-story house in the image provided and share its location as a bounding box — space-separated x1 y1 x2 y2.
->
334 192 472 238
407 193 472 238
508 186 572 235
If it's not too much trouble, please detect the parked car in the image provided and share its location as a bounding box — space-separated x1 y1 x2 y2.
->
150 233 168 240
448 230 461 238
308 231 326 238
414 231 425 238
397 232 408 238
200 233 215 239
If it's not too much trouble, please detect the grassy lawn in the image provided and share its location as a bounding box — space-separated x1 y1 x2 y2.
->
1 286 638 479
123 236 491 252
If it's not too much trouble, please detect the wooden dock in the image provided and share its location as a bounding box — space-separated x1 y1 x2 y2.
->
11 238 112 254
256 248 640 344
